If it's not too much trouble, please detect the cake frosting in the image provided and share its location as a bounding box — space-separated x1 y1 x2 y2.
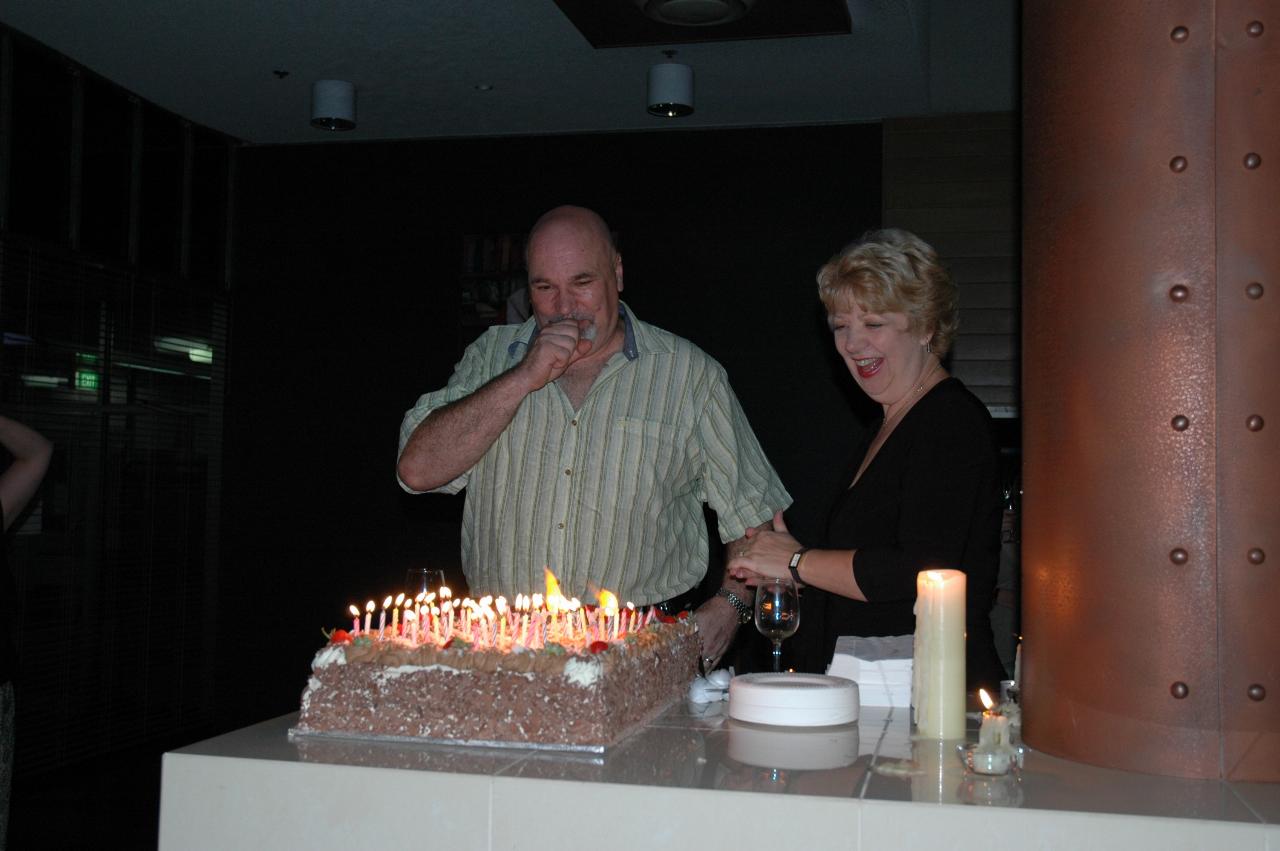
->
295 613 700 748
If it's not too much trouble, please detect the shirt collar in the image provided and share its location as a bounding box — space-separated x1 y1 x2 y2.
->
508 302 639 362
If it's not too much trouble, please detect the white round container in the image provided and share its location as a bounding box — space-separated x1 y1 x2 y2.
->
728 672 860 727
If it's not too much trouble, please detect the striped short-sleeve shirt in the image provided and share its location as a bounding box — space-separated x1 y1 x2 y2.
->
397 302 791 604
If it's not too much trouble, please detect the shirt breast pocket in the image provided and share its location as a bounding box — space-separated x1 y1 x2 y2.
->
613 416 691 489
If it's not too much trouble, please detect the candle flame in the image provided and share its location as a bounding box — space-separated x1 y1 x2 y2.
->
366 600 376 613
382 596 393 609
979 688 994 711
544 567 563 601
596 588 619 614
395 592 405 607
439 586 452 600
348 604 360 617
404 609 417 622
496 596 508 615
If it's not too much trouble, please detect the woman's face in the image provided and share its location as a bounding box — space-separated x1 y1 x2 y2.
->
829 302 931 409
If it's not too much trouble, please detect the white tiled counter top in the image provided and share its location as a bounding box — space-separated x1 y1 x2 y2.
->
159 702 1280 850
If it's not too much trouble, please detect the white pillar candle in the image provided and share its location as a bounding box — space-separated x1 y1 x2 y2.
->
913 569 966 739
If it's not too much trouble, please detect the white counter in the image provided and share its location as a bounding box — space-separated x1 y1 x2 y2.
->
159 702 1279 850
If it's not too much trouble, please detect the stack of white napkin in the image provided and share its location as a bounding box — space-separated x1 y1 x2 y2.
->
825 635 914 708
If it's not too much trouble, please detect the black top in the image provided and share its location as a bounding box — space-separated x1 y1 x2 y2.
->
808 377 1006 691
0 504 13 684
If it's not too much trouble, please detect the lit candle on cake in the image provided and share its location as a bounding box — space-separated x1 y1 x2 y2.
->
913 569 966 739
349 604 361 635
598 589 619 640
364 600 375 634
404 608 418 644
380 596 392 639
626 602 636 635
496 596 508 643
393 593 405 634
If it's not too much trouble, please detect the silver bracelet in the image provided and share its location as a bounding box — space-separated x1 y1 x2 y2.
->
716 588 753 624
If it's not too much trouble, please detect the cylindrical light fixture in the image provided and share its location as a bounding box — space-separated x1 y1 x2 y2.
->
311 80 356 131
647 62 694 117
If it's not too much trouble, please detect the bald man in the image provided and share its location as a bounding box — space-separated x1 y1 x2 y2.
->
397 206 789 665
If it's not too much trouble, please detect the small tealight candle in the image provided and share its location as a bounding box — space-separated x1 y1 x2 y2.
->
978 688 1011 752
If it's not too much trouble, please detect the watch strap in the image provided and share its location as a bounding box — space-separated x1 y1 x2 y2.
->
788 547 810 585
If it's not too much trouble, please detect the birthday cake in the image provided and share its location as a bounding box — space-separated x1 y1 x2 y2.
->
294 588 700 750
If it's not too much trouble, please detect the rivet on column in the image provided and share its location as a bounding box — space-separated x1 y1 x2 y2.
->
1248 548 1266 565
1248 684 1266 702
1171 26 1190 42
1247 21 1264 37
1170 156 1188 172
1171 682 1190 699
1246 415 1264 431
1171 415 1190 431
1246 282 1265 299
1169 548 1188 565
1245 152 1262 170
1169 285 1189 302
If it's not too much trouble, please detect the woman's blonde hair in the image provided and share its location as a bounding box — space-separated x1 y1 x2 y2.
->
816 229 959 356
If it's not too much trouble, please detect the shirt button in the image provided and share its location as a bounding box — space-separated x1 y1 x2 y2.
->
557 522 565 530
570 419 578 427
564 468 572 476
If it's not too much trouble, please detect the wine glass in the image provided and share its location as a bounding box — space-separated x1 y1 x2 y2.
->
754 577 800 672
405 568 447 600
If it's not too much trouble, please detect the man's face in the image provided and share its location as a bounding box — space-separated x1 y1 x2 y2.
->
525 217 623 347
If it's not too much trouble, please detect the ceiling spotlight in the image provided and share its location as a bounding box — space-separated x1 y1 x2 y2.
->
647 53 694 118
636 0 755 27
311 80 356 131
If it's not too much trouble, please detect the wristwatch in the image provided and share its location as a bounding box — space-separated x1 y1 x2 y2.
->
788 547 810 585
716 588 754 624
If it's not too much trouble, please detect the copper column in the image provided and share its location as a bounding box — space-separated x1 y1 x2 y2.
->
1022 1 1278 779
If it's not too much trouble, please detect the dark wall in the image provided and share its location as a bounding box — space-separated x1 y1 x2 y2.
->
223 125 882 720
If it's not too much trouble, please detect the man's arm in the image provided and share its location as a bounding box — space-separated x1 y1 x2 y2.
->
396 319 590 492
398 368 537 492
694 517 774 667
0 415 53 532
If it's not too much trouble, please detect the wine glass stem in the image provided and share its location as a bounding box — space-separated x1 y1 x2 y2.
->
772 640 783 672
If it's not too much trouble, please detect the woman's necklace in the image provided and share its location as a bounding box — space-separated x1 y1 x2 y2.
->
879 358 941 433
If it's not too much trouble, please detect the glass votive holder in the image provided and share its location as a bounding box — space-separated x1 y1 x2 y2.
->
957 743 1014 776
